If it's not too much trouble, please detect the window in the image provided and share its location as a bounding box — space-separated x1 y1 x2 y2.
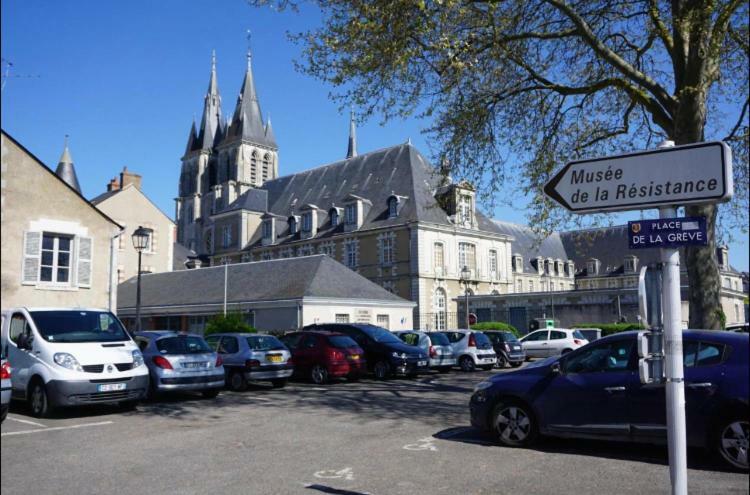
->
9 313 30 344
683 341 725 367
318 243 335 257
377 314 390 329
529 280 534 292
388 197 398 218
458 194 473 226
513 255 523 273
251 151 258 183
222 225 233 248
40 233 73 284
289 217 297 235
330 209 340 226
522 330 548 342
381 235 394 265
434 288 447 331
335 314 350 323
345 240 358 268
516 279 522 293
345 204 357 225
262 153 270 181
489 250 498 278
565 340 634 374
723 278 730 288
302 213 313 232
434 243 445 273
550 330 566 340
458 242 476 272
218 336 239 354
262 220 273 239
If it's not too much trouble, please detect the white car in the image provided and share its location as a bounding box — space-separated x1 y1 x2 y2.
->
519 328 589 358
1 308 149 417
441 330 497 372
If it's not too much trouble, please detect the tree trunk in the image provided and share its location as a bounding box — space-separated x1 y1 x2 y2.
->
684 204 723 329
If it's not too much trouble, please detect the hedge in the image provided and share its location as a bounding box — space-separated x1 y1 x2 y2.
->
204 312 257 336
470 321 521 337
571 322 644 336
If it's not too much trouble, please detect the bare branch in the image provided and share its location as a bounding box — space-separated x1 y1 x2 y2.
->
724 97 750 141
647 0 674 53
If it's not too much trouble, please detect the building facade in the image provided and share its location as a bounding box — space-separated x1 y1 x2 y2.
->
1 131 122 311
92 168 175 282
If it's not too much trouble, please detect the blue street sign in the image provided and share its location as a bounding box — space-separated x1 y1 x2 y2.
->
628 217 707 249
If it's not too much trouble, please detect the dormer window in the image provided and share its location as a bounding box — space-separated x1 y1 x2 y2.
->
262 219 273 239
513 255 523 273
624 255 638 273
288 216 298 235
587 258 601 275
535 256 544 275
387 196 399 218
302 212 313 232
458 194 473 226
567 261 575 278
345 203 357 225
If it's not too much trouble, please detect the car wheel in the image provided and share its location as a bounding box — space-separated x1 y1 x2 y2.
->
491 400 538 447
229 370 248 392
201 389 220 399
497 354 508 368
311 365 329 385
271 379 287 389
716 417 749 471
561 348 573 355
373 361 390 380
29 381 53 419
459 356 476 372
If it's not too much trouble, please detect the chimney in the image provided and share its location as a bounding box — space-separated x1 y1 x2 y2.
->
106 177 121 192
120 166 142 190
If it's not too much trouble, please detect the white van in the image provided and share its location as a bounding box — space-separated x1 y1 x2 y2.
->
1 308 149 417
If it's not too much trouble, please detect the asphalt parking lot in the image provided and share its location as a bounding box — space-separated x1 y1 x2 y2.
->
1 367 748 495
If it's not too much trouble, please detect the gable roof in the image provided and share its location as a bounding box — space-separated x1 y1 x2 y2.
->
492 220 570 272
1 130 122 230
117 255 413 310
90 183 175 225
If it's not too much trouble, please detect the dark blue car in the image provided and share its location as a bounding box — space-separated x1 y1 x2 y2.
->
470 330 749 471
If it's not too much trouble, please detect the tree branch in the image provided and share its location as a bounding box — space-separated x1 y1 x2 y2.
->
647 0 674 54
724 96 749 141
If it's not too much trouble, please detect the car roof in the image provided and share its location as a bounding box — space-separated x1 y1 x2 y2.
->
208 332 277 338
289 330 348 337
135 330 178 339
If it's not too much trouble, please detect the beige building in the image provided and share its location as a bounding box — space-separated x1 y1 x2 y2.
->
92 168 175 282
1 131 122 312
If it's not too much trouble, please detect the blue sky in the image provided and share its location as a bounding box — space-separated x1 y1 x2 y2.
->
2 0 748 271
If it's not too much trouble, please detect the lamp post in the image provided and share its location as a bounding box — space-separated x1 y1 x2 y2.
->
460 265 471 330
131 226 153 332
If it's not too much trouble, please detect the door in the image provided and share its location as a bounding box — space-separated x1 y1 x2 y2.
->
216 336 241 367
548 330 568 356
295 334 320 373
6 312 39 395
521 330 549 358
538 338 637 438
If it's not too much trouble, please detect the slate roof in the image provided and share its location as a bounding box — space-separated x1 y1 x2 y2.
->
55 143 82 194
229 143 507 248
492 220 570 272
222 54 276 149
217 188 268 214
172 242 198 270
118 255 413 310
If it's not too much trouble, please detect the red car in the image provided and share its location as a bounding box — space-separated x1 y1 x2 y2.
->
280 331 366 384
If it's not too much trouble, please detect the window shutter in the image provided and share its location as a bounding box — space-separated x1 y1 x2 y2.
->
22 231 42 284
76 237 93 288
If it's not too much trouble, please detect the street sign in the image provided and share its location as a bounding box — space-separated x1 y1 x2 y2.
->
629 216 707 249
544 141 733 213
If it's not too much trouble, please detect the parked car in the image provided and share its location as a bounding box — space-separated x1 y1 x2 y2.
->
726 323 749 333
393 330 456 373
575 328 602 342
280 331 366 384
470 330 750 471
441 330 497 372
1 353 10 423
519 328 588 358
303 324 429 379
0 308 149 417
482 331 525 368
205 333 293 390
134 331 224 399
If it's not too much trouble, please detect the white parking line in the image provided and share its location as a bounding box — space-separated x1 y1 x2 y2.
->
6 415 48 428
1 421 113 437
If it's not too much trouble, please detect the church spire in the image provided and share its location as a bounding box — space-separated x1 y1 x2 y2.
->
226 49 274 148
264 115 277 146
55 135 82 194
346 109 357 159
197 50 222 150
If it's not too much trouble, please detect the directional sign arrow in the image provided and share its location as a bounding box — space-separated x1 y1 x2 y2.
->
544 141 733 214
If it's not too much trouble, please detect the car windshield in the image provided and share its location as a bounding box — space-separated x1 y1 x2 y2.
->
156 336 211 354
328 335 359 348
359 325 403 344
427 332 450 345
573 330 587 340
473 332 492 346
30 311 129 343
246 335 286 351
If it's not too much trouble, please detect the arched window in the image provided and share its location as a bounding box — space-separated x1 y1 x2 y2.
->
329 208 340 227
262 153 270 181
288 216 297 235
250 150 258 184
434 288 447 331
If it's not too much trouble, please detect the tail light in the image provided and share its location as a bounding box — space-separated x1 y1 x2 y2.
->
468 334 476 348
152 356 173 370
328 349 345 361
429 346 437 358
574 339 583 345
245 359 260 369
0 361 11 379
215 355 223 367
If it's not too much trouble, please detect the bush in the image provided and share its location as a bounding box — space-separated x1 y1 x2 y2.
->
571 322 643 336
204 312 257 336
470 321 521 337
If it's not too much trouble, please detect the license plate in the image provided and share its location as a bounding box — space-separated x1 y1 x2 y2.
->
98 383 126 392
268 355 283 363
418 360 427 366
182 362 207 369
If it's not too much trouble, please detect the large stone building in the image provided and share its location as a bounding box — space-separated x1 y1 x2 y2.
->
1 131 122 311
175 52 516 329
92 168 175 282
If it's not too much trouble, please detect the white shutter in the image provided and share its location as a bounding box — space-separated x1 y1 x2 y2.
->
22 231 42 284
76 237 93 288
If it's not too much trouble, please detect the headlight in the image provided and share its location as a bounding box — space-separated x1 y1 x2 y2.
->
53 353 82 372
391 351 407 359
132 350 144 368
473 380 493 393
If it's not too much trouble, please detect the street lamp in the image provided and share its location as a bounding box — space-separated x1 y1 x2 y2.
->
131 226 153 332
460 265 471 330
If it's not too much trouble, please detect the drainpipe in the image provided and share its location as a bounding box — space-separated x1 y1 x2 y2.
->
109 228 125 314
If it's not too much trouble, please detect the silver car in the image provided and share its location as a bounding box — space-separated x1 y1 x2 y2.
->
393 330 456 372
135 331 225 399
205 333 293 390
441 330 497 372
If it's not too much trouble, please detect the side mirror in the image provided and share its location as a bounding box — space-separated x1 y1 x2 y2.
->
551 362 561 374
